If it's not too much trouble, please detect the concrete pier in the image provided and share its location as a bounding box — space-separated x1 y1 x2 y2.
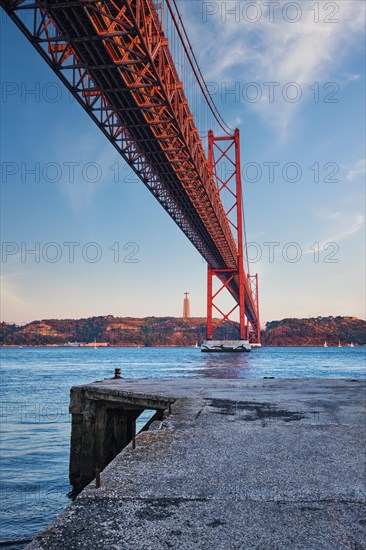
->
69 383 168 494
27 378 366 549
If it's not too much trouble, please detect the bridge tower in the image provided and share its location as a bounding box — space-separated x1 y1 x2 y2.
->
203 129 260 352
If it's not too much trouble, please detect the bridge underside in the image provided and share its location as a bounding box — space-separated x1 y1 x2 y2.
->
2 0 260 340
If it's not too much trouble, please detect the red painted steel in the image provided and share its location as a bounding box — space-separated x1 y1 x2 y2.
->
1 0 260 343
248 274 261 344
207 130 259 341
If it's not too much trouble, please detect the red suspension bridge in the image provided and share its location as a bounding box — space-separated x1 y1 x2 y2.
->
2 0 261 348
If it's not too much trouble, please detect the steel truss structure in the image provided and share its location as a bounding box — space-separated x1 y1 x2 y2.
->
207 131 259 341
1 0 261 343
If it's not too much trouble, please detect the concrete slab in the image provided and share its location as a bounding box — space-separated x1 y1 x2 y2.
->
27 379 366 549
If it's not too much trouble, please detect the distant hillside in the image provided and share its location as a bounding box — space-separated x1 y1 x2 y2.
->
1 315 365 347
0 316 212 347
261 316 366 347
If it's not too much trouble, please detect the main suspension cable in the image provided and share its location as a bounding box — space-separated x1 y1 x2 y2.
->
165 0 233 136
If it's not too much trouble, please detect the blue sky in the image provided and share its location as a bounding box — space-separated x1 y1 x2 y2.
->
1 0 365 324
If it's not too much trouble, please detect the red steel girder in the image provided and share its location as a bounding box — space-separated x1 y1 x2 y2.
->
1 0 237 270
247 274 261 344
1 0 260 341
207 131 260 341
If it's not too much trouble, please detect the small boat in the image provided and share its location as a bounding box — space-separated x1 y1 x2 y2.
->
350 342 354 348
194 342 199 348
324 341 328 348
94 338 97 350
338 340 342 348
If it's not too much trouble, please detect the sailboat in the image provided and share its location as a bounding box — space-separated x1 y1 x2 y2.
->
324 341 328 347
94 338 98 350
350 342 355 348
194 341 199 349
338 340 342 348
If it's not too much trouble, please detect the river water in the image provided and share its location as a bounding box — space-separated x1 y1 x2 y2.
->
1 346 365 547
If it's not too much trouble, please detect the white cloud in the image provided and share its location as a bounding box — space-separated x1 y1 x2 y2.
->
179 0 365 136
316 209 342 222
342 73 361 84
346 159 366 182
304 212 365 253
325 211 342 222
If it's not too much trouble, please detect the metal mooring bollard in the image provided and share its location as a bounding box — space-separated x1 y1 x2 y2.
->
95 468 101 488
114 368 121 379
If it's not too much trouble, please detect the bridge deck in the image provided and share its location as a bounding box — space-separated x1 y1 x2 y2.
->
1 0 259 324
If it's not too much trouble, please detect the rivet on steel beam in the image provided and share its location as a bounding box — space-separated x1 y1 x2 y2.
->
95 468 101 488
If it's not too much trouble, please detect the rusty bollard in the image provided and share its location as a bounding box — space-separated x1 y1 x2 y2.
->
95 468 101 488
114 368 121 379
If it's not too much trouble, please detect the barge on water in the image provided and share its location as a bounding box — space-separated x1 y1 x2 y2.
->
201 340 251 352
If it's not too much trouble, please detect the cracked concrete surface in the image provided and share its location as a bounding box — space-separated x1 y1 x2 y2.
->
27 378 366 549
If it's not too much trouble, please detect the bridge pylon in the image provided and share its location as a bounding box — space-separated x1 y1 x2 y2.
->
203 129 260 351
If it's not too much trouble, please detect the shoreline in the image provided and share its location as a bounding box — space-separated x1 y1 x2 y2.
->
1 344 364 348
